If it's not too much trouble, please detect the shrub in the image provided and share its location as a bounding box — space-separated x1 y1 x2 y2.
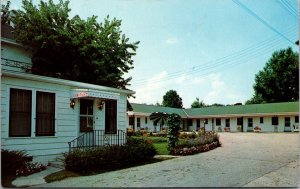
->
16 162 46 176
1 149 46 177
126 128 134 136
64 137 157 174
134 130 142 137
179 132 197 139
1 150 32 177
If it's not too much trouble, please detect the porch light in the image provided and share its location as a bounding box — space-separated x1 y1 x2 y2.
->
70 99 75 109
97 100 105 110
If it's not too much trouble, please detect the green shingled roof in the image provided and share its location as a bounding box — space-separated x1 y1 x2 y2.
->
130 103 187 117
185 101 299 117
130 102 299 117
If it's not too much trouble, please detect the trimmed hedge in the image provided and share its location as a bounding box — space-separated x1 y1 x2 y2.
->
64 137 157 174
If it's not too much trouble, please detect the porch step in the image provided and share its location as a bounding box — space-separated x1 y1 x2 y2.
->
48 156 65 169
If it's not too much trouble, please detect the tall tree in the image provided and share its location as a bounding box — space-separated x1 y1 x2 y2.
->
162 90 183 108
10 0 139 89
191 98 206 108
246 47 299 104
1 0 11 24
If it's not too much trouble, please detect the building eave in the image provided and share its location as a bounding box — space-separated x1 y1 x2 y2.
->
187 112 299 118
1 38 22 47
2 70 135 95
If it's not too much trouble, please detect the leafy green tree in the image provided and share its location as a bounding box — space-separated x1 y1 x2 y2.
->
167 113 181 152
1 0 11 24
247 47 299 104
191 98 206 108
162 90 183 108
209 103 224 107
10 0 139 89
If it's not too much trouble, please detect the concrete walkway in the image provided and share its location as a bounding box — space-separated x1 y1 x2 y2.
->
12 166 62 187
16 133 300 187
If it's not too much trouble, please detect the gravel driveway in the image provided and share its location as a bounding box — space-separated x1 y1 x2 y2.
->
37 133 299 187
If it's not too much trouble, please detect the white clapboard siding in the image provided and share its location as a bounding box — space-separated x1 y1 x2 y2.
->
1 73 131 164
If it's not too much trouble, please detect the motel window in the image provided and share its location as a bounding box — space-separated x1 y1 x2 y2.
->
145 117 148 124
204 119 208 124
187 119 193 126
137 118 141 128
9 88 32 137
36 91 55 136
248 118 253 127
295 116 299 123
216 118 221 126
225 119 230 127
284 117 290 127
260 117 264 124
237 117 243 125
272 117 278 125
80 99 94 132
105 100 117 134
212 119 214 126
129 117 134 126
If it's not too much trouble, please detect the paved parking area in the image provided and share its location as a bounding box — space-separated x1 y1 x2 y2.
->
37 133 299 187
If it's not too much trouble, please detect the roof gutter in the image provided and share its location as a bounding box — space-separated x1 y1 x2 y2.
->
187 112 299 118
2 70 136 95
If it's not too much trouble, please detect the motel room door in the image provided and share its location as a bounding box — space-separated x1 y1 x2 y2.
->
79 99 95 146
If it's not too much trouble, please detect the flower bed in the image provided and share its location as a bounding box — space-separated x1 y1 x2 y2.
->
170 131 221 156
171 141 220 156
1 149 46 177
253 126 261 132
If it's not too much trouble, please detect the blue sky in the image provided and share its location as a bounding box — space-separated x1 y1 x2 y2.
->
9 0 299 108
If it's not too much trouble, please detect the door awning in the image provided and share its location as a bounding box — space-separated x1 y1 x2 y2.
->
71 89 120 100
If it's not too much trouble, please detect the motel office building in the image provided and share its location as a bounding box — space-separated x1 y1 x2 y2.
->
127 102 299 133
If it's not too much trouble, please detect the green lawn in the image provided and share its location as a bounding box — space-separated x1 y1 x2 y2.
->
132 136 169 155
153 142 169 155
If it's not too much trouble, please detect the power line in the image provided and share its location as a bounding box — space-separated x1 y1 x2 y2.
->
131 22 296 85
130 25 296 87
282 0 298 15
131 38 290 94
277 0 298 19
133 37 288 91
232 0 295 45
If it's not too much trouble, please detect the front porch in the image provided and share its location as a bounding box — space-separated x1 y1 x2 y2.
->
68 130 126 152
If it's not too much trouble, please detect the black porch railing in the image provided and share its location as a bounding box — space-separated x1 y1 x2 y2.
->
1 58 32 71
68 130 126 152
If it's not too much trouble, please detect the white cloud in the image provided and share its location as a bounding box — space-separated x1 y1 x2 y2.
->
175 74 187 84
129 72 248 108
129 71 169 105
191 76 205 85
165 37 179 45
203 73 245 105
